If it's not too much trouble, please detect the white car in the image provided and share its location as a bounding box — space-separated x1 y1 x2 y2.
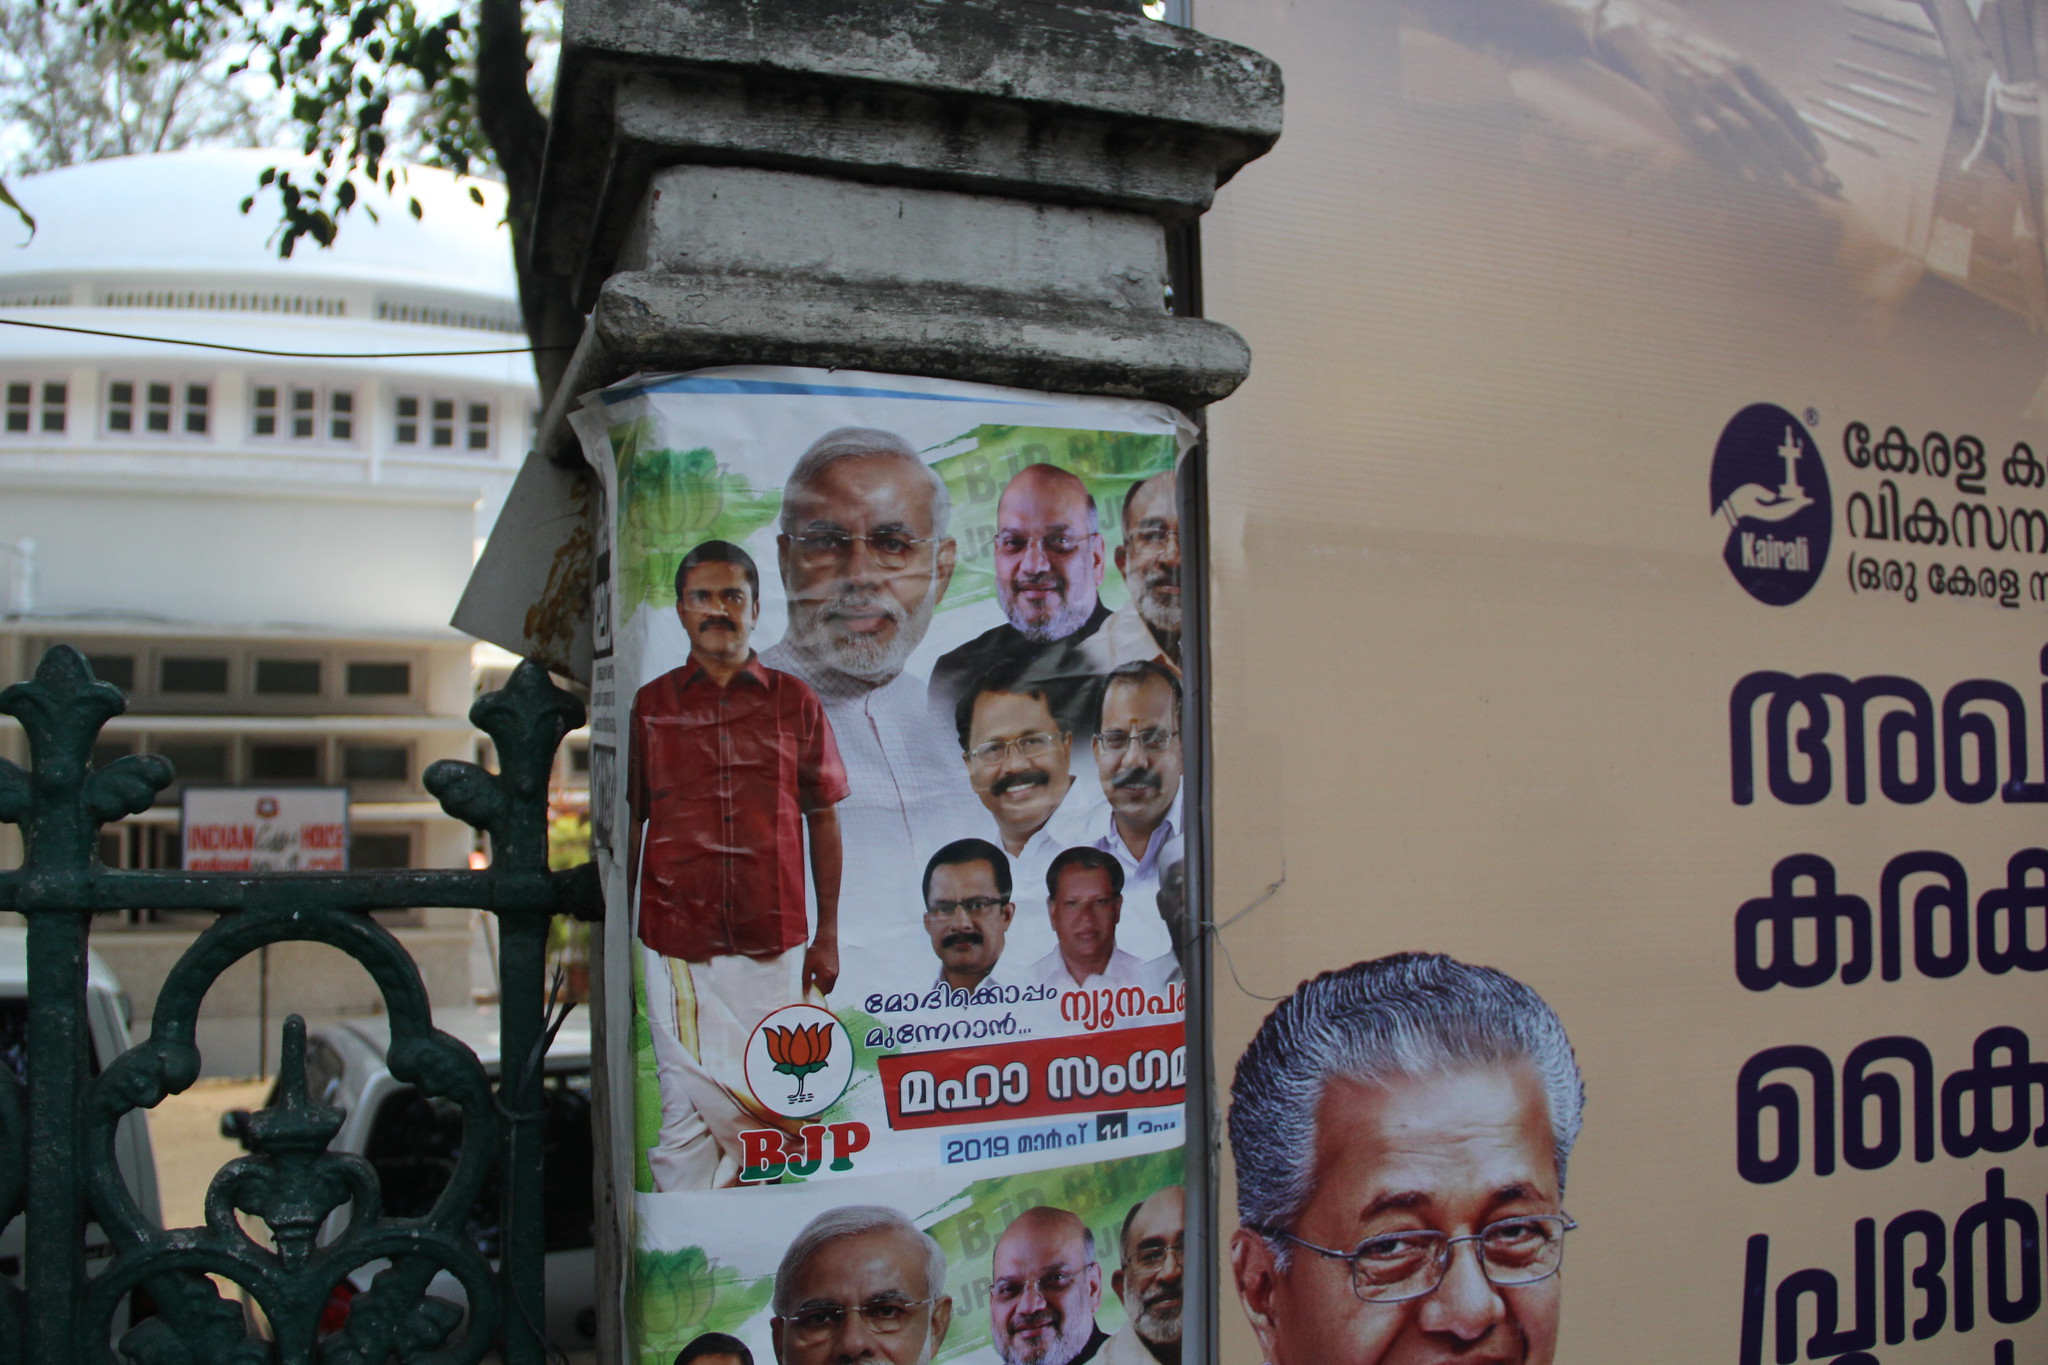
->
222 1005 595 1351
0 928 161 1332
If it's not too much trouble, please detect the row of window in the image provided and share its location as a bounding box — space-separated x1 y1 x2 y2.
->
396 395 493 449
89 652 412 700
3 379 500 450
93 735 417 788
4 382 66 433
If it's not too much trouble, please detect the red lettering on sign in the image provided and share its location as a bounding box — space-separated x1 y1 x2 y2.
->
736 1121 873 1182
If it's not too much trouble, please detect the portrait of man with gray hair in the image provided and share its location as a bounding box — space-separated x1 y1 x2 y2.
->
930 462 1116 742
761 426 972 903
771 1204 954 1365
1101 470 1181 675
1103 1185 1184 1365
1228 953 1584 1365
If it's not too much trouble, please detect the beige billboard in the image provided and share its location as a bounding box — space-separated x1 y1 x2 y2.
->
1194 1 2048 1362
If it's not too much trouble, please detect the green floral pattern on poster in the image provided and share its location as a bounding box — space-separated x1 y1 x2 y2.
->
611 417 783 615
632 1244 779 1361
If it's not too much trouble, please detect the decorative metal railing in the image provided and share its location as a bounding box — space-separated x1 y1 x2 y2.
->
0 645 602 1364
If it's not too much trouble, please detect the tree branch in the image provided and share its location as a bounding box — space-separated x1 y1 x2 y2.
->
473 0 577 403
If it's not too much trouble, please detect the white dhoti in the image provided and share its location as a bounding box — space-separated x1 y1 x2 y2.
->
640 943 807 1191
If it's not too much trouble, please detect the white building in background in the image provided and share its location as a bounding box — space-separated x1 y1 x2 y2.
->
0 149 551 1068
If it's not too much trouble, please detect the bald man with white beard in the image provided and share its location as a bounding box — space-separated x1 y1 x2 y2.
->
1103 1187 1184 1365
762 427 976 907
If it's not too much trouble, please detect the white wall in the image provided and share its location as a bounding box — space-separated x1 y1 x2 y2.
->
0 478 478 633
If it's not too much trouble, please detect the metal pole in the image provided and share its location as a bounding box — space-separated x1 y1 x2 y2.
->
22 906 87 1361
257 943 269 1078
496 904 549 1365
1178 434 1220 1365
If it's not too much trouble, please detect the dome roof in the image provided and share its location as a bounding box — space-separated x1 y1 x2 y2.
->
0 148 516 301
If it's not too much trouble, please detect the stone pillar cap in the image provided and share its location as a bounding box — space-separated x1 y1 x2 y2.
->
536 0 1283 300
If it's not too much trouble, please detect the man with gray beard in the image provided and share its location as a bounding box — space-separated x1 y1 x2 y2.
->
1102 471 1181 675
991 1208 1108 1365
1103 1187 1184 1365
762 427 973 909
930 463 1116 742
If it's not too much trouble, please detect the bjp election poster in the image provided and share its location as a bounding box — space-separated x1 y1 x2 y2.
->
574 368 1193 1365
1190 1 2048 1363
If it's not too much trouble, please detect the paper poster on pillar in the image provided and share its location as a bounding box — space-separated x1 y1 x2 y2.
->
1188 2 2048 1364
573 366 1193 1365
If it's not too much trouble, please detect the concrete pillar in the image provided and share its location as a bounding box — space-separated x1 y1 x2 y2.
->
509 3 1280 1358
527 0 1281 446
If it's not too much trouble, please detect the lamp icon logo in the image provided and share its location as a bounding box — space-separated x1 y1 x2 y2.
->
745 1005 854 1119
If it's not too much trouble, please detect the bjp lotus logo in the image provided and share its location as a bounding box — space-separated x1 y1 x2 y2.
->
764 1021 835 1104
744 1004 854 1119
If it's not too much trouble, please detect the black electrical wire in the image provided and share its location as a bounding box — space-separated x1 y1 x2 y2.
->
0 313 576 358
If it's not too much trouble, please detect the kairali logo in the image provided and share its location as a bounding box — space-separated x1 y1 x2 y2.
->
744 1004 854 1120
1711 402 1832 606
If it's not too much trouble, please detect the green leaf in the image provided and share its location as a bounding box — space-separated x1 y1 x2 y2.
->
0 180 36 244
83 755 174 823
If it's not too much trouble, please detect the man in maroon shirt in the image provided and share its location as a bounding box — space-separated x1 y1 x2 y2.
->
628 538 849 1190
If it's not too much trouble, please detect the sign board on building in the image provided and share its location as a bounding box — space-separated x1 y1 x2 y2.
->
179 787 349 872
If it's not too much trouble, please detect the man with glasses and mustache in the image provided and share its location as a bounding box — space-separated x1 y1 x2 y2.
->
771 1205 953 1365
1229 954 1584 1365
761 427 971 909
931 462 1116 742
954 661 1093 914
1085 661 1182 958
628 539 849 1191
1102 471 1182 676
991 1207 1109 1365
1103 1186 1185 1365
920 837 1016 996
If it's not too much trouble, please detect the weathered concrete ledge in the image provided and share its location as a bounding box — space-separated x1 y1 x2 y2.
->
537 0 1285 304
594 270 1248 403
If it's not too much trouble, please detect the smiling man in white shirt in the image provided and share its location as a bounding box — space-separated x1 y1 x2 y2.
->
1028 847 1150 992
956 660 1095 913
1088 660 1183 893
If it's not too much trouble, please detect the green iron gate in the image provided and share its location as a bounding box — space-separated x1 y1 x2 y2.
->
0 644 602 1364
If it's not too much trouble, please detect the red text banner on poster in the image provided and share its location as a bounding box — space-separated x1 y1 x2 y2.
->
878 1022 1186 1131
